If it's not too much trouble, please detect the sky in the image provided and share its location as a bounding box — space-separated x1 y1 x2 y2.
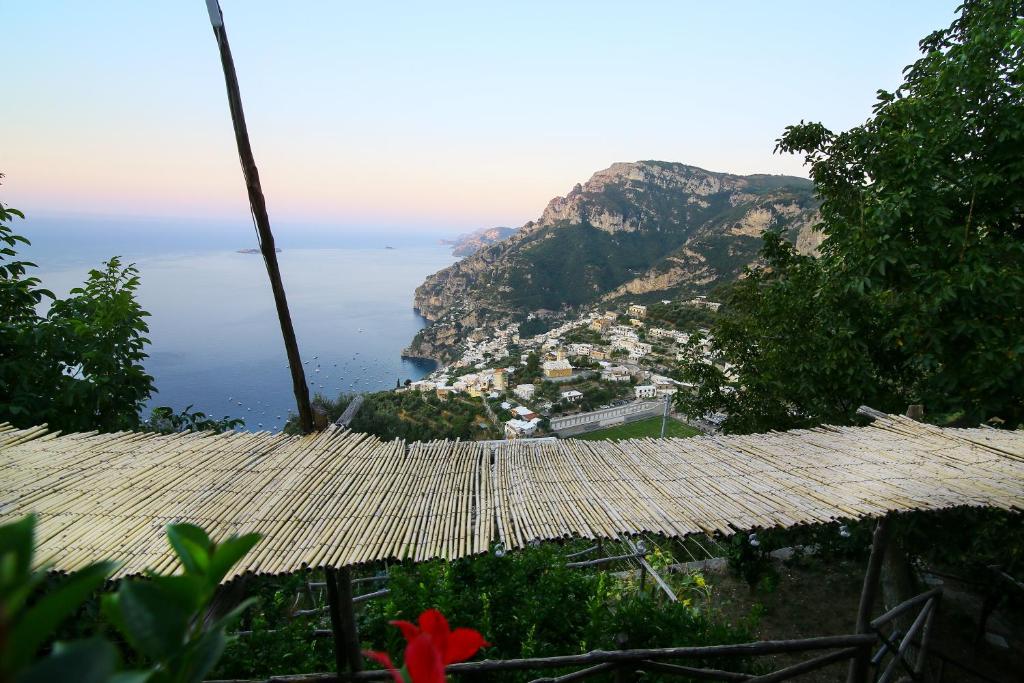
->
3 1 959 237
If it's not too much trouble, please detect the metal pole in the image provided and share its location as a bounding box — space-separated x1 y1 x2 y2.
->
660 394 670 438
205 0 314 433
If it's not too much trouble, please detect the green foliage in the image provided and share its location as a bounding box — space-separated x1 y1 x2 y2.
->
721 522 874 590
516 316 556 339
103 524 260 683
898 507 1024 574
675 233 905 434
216 542 757 681
572 379 631 412
645 300 718 332
145 405 244 434
523 351 541 381
293 390 500 441
502 223 701 311
562 325 603 345
0 515 259 683
679 0 1024 431
0 194 156 432
0 516 117 683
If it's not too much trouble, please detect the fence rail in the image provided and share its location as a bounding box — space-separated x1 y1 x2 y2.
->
210 635 877 683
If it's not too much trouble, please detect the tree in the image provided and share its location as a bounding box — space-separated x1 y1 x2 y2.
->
678 0 1024 431
525 352 541 377
0 189 156 432
44 258 155 432
675 234 908 434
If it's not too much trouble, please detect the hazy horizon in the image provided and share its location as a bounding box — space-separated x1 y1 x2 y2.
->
4 1 958 234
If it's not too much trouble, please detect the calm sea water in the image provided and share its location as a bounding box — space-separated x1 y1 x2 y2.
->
32 243 455 431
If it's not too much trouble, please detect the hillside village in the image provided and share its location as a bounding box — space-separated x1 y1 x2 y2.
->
396 296 728 439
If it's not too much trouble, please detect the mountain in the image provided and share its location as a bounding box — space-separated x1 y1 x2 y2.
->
406 161 821 362
441 226 518 257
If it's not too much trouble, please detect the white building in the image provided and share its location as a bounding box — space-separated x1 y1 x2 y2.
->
601 365 632 383
567 343 592 357
514 383 536 400
560 390 583 403
627 342 653 359
634 385 658 399
688 296 722 312
650 374 678 396
512 405 539 420
504 419 539 439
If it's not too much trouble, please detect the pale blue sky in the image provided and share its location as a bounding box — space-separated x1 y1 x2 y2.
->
2 1 958 234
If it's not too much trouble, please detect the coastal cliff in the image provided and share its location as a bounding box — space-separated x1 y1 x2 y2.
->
406 161 820 362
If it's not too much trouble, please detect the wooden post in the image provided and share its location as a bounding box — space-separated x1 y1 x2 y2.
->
914 594 939 679
205 0 314 434
324 567 348 677
847 515 891 683
325 566 363 675
614 632 635 683
312 404 330 431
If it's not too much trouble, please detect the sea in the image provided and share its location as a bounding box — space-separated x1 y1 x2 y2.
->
21 216 456 432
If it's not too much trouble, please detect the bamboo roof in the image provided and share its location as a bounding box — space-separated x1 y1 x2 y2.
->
1 414 1021 580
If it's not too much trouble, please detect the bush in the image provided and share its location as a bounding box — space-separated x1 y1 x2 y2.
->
0 515 259 683
216 541 759 681
1 191 156 433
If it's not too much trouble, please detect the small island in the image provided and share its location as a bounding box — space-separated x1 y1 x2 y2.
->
237 247 282 254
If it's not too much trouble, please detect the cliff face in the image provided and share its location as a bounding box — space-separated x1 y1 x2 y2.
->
407 161 819 361
442 226 518 257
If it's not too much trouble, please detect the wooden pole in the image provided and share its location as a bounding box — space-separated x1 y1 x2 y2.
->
846 514 892 683
324 567 348 677
208 635 878 682
325 566 364 674
613 632 634 683
205 0 314 433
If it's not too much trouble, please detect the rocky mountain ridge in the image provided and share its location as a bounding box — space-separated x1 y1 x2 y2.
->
406 160 820 363
441 226 518 257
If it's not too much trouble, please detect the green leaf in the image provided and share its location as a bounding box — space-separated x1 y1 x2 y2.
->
111 580 190 661
0 515 36 590
9 561 116 670
15 637 117 683
176 627 228 683
145 574 207 614
207 533 260 586
108 672 154 683
165 524 211 576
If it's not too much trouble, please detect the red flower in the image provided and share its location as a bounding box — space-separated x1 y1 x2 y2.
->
364 609 490 683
